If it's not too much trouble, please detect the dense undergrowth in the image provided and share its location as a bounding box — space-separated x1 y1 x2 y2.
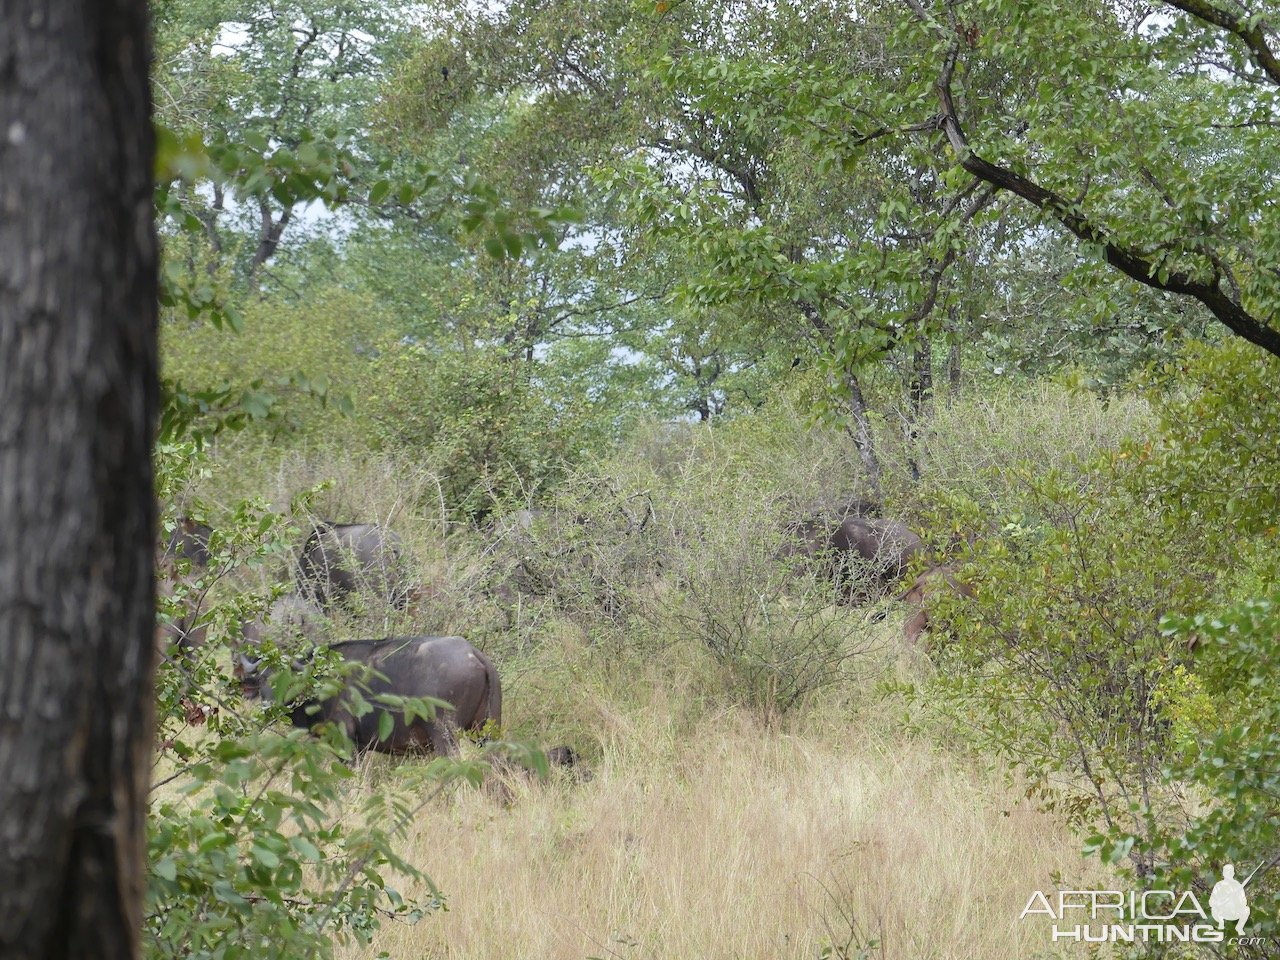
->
152 347 1280 958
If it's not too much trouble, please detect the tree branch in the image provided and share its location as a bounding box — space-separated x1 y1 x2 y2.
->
251 196 293 276
654 136 764 212
1161 0 1280 86
917 4 1280 358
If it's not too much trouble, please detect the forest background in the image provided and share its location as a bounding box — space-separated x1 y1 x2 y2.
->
147 1 1280 957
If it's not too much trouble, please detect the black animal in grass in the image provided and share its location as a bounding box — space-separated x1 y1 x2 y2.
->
240 635 501 757
827 516 923 603
156 516 214 653
296 521 410 612
781 505 923 604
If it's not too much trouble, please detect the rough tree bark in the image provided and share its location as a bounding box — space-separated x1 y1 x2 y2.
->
0 3 158 959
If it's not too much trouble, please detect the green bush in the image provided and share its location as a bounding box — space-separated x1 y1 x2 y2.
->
1145 338 1280 556
926 459 1208 863
149 447 491 960
363 342 615 520
161 285 380 445
882 381 1152 523
916 340 1280 937
1148 598 1280 944
482 413 882 718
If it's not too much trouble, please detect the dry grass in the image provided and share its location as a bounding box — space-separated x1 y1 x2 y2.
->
337 652 1103 960
879 383 1153 519
170 407 1132 959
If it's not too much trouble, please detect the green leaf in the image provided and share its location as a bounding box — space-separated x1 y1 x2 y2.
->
154 857 178 882
483 235 507 259
250 844 280 870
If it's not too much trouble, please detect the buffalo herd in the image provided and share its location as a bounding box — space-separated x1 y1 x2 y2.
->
160 501 971 770
156 516 577 779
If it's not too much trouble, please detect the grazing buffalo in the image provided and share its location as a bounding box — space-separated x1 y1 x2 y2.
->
157 516 213 653
829 496 880 521
164 517 213 571
240 593 327 648
297 521 409 612
779 497 879 561
899 565 975 646
782 511 923 603
241 635 501 757
778 516 834 563
830 517 923 602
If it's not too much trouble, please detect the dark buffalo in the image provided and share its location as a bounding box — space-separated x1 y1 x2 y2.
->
830 517 923 601
899 564 975 646
297 521 409 612
782 512 923 603
157 516 213 653
545 745 580 769
241 635 501 757
164 517 213 570
828 496 880 521
779 497 879 561
241 593 327 648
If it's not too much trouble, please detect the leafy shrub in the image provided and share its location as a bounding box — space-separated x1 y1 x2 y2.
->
363 342 619 521
1145 338 1280 548
882 381 1152 523
150 448 490 960
161 285 377 445
1149 598 1280 946
478 407 883 716
917 341 1280 937
924 458 1213 873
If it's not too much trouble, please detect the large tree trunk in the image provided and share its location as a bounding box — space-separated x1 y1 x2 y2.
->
0 3 158 959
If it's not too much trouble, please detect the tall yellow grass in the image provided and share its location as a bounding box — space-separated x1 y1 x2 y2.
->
338 659 1102 960
172 394 1141 959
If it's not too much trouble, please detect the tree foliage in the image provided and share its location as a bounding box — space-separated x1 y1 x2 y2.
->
142 0 1280 950
385 0 1280 421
